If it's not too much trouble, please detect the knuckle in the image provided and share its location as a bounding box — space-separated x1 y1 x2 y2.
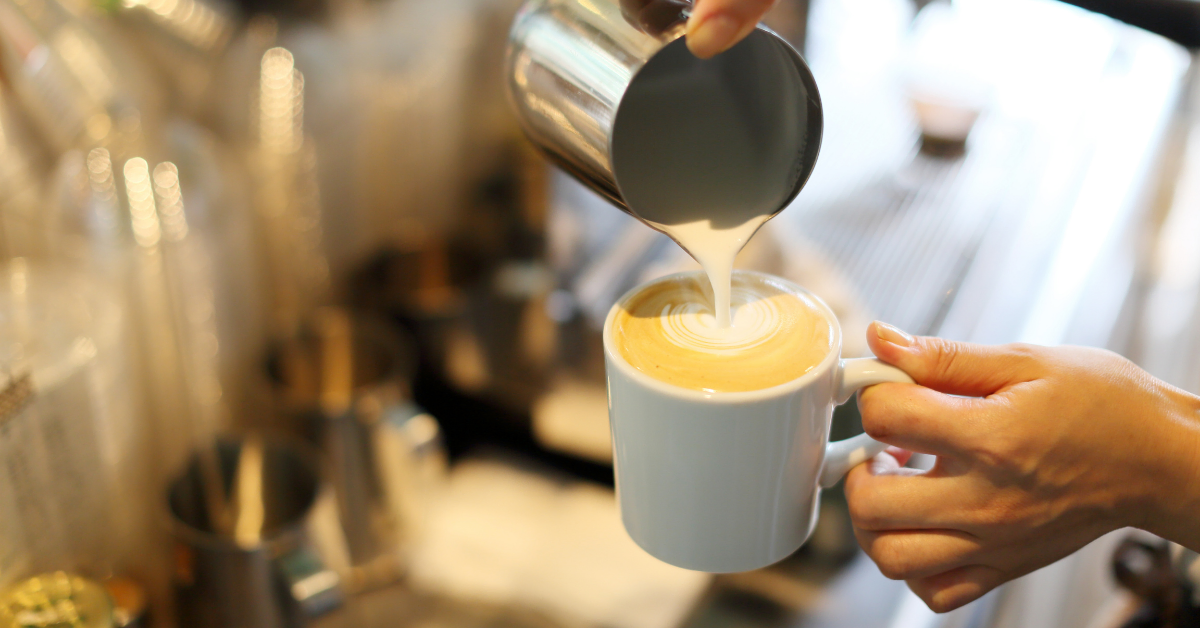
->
869 538 916 580
906 580 942 611
860 416 894 444
972 498 1019 529
1001 343 1045 373
967 438 1008 468
846 494 884 530
858 390 916 444
962 425 1017 465
842 464 862 494
876 561 908 581
925 592 957 614
845 494 870 524
923 338 962 381
843 465 868 501
907 580 962 614
1093 348 1141 377
857 395 894 441
968 435 1034 477
1004 342 1040 359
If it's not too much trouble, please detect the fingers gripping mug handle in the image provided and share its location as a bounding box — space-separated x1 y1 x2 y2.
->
818 358 915 488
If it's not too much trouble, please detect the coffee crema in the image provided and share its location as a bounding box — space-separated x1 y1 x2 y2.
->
611 271 833 393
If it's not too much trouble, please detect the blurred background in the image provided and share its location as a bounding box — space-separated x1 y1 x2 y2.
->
0 0 1199 626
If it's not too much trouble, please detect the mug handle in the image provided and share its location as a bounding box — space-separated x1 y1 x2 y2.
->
818 358 915 488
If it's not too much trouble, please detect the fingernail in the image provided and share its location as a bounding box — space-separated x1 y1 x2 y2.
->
875 321 913 347
687 14 740 58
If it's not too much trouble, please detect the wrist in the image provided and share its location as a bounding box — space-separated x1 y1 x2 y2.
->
1138 388 1200 549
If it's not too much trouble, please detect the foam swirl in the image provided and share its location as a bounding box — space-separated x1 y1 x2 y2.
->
612 272 833 393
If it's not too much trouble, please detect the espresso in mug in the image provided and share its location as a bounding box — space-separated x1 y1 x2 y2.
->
610 271 834 393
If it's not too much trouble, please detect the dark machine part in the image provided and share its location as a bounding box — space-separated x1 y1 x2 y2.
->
346 143 614 487
1059 0 1200 48
224 0 328 20
1111 536 1200 628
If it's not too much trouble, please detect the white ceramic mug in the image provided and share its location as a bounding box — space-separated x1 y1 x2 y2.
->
603 272 914 573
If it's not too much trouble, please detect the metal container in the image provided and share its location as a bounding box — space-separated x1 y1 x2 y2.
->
505 0 823 226
168 437 343 628
266 309 446 592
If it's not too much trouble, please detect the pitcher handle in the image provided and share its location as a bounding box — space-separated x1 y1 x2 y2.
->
276 545 343 621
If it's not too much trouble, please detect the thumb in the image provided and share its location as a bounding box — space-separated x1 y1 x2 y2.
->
866 322 1035 397
686 0 776 58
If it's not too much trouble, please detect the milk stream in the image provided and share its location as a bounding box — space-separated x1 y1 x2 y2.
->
652 215 770 328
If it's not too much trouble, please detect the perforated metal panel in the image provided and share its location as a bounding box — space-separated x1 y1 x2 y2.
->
789 121 1038 336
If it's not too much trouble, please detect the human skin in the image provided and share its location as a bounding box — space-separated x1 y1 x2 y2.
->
846 321 1200 612
686 0 778 58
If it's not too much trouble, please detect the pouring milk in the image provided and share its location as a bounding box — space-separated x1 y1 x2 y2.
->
607 38 815 329
613 87 798 328
648 216 770 328
506 0 820 326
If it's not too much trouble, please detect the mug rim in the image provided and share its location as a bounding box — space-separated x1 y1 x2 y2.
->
165 432 325 553
602 270 844 403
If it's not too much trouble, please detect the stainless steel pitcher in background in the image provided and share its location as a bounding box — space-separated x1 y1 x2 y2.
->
505 0 823 226
168 437 343 628
266 308 447 593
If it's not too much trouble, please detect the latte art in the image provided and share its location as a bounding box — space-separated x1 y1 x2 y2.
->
658 291 782 356
612 271 833 392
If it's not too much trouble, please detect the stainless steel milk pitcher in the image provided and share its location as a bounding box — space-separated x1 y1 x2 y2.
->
169 437 343 628
505 0 824 225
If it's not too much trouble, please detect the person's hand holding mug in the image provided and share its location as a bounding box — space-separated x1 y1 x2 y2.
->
686 0 778 58
847 322 1200 612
